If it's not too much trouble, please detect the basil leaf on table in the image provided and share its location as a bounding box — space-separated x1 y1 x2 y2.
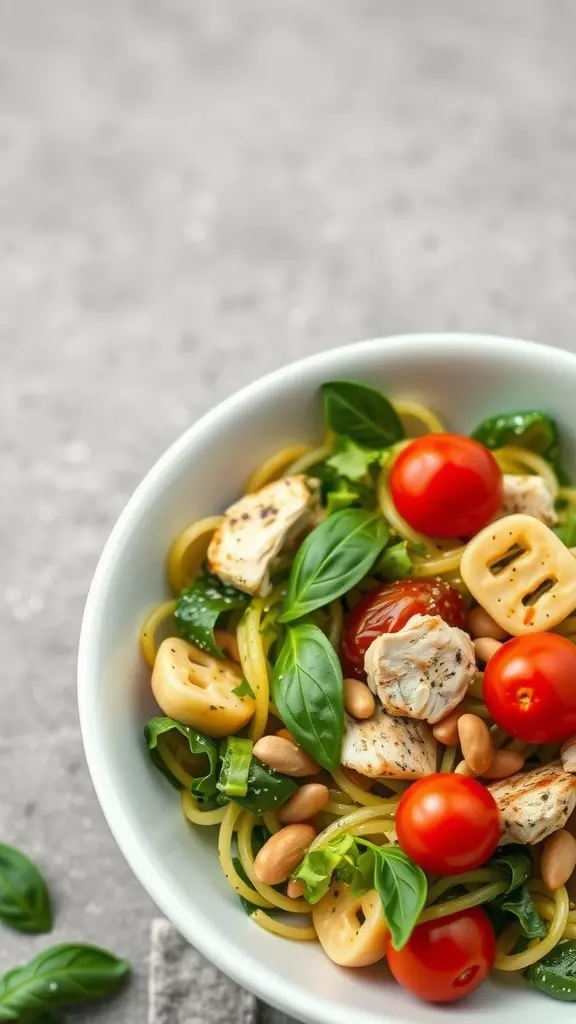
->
365 842 428 951
174 570 248 659
525 940 576 1001
144 717 219 804
0 944 129 1021
490 846 532 892
271 624 344 770
231 757 297 813
496 886 547 939
0 845 52 935
375 539 413 580
321 380 405 449
280 508 389 622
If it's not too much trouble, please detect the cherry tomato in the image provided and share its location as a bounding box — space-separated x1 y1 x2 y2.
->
395 774 501 875
386 907 495 1003
390 434 503 538
483 633 576 744
341 579 467 679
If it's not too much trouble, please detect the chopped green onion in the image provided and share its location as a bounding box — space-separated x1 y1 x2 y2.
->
217 738 254 799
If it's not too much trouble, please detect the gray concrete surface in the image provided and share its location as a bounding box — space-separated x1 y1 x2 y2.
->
2 0 576 1019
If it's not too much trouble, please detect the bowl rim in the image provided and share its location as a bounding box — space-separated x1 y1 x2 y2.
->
78 332 576 1024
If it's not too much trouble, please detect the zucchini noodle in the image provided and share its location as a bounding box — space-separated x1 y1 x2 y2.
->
420 880 509 923
156 736 194 788
495 886 570 971
427 869 502 905
309 803 399 851
330 768 398 808
237 601 269 742
251 910 317 940
244 444 312 493
262 811 281 834
377 467 438 553
181 790 227 827
392 400 447 435
287 443 333 475
236 812 310 913
218 804 273 909
167 515 223 592
350 818 396 838
140 599 177 668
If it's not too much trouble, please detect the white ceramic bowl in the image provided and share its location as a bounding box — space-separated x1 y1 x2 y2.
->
78 334 576 1024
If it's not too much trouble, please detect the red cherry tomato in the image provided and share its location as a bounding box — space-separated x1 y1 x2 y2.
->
341 579 467 679
395 774 501 875
390 434 503 538
483 633 576 744
386 907 495 1003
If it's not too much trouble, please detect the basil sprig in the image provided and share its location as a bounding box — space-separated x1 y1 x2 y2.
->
321 380 404 449
0 845 52 935
0 944 129 1020
280 508 389 622
272 624 344 770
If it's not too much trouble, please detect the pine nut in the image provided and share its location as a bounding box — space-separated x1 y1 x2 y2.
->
343 678 376 720
287 878 305 899
541 829 576 890
432 702 469 746
254 824 316 885
253 735 320 777
455 760 476 776
468 607 509 641
277 784 330 824
481 749 525 779
458 713 494 775
473 637 503 665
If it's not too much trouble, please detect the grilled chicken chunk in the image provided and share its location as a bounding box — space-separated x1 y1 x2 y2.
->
488 761 576 844
340 707 438 780
207 475 320 597
500 474 557 526
364 614 475 725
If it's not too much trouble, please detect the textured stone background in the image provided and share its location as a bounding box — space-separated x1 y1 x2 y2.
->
2 0 576 1020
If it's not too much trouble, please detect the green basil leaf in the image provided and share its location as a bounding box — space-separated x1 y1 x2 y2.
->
336 846 376 898
322 380 404 449
271 624 344 769
174 570 248 658
292 834 358 903
325 479 364 515
490 846 532 892
362 842 428 951
144 717 218 804
555 512 576 548
217 738 253 799
326 440 383 483
525 940 576 1001
280 509 389 622
375 540 413 580
231 678 255 698
0 944 129 1020
232 757 297 813
471 410 569 480
0 845 52 935
497 886 547 938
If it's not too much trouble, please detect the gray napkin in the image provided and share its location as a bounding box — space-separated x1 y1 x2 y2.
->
149 919 297 1024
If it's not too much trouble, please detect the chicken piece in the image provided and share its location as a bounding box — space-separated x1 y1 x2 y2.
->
340 707 438 780
364 614 475 725
561 734 576 774
499 474 557 526
207 475 320 597
488 761 576 845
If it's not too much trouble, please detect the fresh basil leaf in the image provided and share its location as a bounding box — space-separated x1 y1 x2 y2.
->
336 846 376 898
292 834 358 903
174 571 248 659
271 624 344 770
0 845 52 935
555 512 576 548
375 540 413 580
471 410 569 480
231 677 255 698
525 940 576 1001
280 509 389 622
217 738 253 799
326 440 383 483
362 842 427 951
322 380 404 449
144 717 219 804
232 757 297 813
0 944 129 1020
496 886 546 938
490 846 532 892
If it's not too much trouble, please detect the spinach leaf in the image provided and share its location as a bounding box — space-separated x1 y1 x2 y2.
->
471 410 564 473
144 717 219 804
0 845 52 935
490 846 532 892
271 624 344 770
174 571 248 659
496 886 546 938
292 834 358 903
326 440 383 483
525 940 576 1001
217 738 253 799
280 509 389 622
365 842 428 951
555 511 576 548
0 944 129 1020
375 540 413 580
322 380 404 449
232 757 297 813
